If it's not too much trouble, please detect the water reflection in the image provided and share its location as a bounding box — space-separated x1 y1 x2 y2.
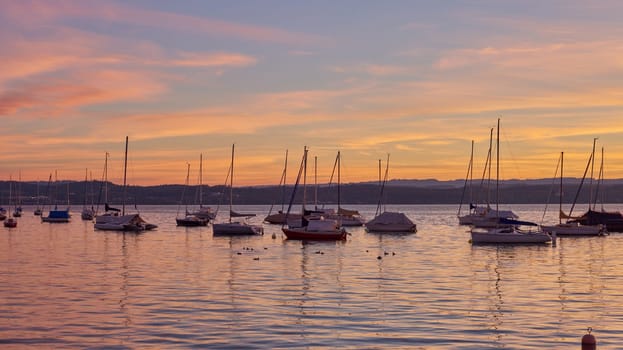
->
119 233 132 328
5 205 623 348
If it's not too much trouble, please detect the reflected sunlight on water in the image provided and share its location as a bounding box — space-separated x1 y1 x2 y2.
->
2 204 623 348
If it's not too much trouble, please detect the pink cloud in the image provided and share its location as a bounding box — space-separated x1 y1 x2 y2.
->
0 69 166 116
0 90 38 115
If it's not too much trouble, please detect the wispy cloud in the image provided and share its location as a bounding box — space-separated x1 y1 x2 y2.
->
170 52 257 68
0 0 328 46
330 64 408 77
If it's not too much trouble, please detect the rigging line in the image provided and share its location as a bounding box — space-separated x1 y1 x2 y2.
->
375 154 390 217
215 162 232 215
501 127 523 181
567 150 594 219
284 147 307 227
540 153 562 225
593 147 604 210
458 141 474 217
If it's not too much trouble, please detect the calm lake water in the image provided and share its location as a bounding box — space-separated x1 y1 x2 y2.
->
1 204 622 349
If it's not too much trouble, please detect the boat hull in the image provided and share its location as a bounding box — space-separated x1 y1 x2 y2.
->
4 218 17 228
471 228 551 244
540 223 605 236
365 223 417 233
213 222 263 235
264 212 301 225
42 209 71 223
94 214 157 232
176 216 208 227
282 227 347 241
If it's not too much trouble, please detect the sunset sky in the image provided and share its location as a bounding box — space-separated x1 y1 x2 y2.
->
2 1 623 186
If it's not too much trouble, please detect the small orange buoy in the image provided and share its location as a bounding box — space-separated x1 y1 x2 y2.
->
581 327 596 350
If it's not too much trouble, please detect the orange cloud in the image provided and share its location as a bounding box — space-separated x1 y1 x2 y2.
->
171 52 257 68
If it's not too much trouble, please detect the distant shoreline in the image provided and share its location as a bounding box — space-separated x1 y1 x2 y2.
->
2 178 623 205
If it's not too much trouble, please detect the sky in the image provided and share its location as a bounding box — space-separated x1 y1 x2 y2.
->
2 0 623 186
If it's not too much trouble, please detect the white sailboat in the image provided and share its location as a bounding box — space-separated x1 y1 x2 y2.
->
94 137 157 232
365 155 416 233
316 151 365 226
81 169 95 221
187 154 216 221
176 162 208 227
470 119 552 244
212 144 263 235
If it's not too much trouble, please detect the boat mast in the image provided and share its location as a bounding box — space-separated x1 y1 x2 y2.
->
376 158 382 217
17 171 21 209
199 153 203 209
559 152 564 225
283 150 288 212
36 178 40 209
303 147 307 211
8 175 12 215
337 151 341 210
314 155 318 208
229 144 234 223
486 128 493 208
83 168 89 208
458 140 474 217
495 118 500 216
589 137 597 210
184 163 191 215
122 136 128 216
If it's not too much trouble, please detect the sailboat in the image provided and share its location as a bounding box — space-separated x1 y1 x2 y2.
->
264 150 301 224
12 172 22 217
94 152 121 222
33 179 42 216
187 154 216 221
81 169 95 220
318 152 365 226
176 162 208 226
467 127 520 229
457 140 480 225
4 176 17 228
282 147 347 241
41 171 71 223
212 144 263 235
470 119 552 244
365 155 416 233
540 151 605 236
94 137 157 232
565 143 623 232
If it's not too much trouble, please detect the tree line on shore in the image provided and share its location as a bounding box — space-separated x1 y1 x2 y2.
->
1 179 623 205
